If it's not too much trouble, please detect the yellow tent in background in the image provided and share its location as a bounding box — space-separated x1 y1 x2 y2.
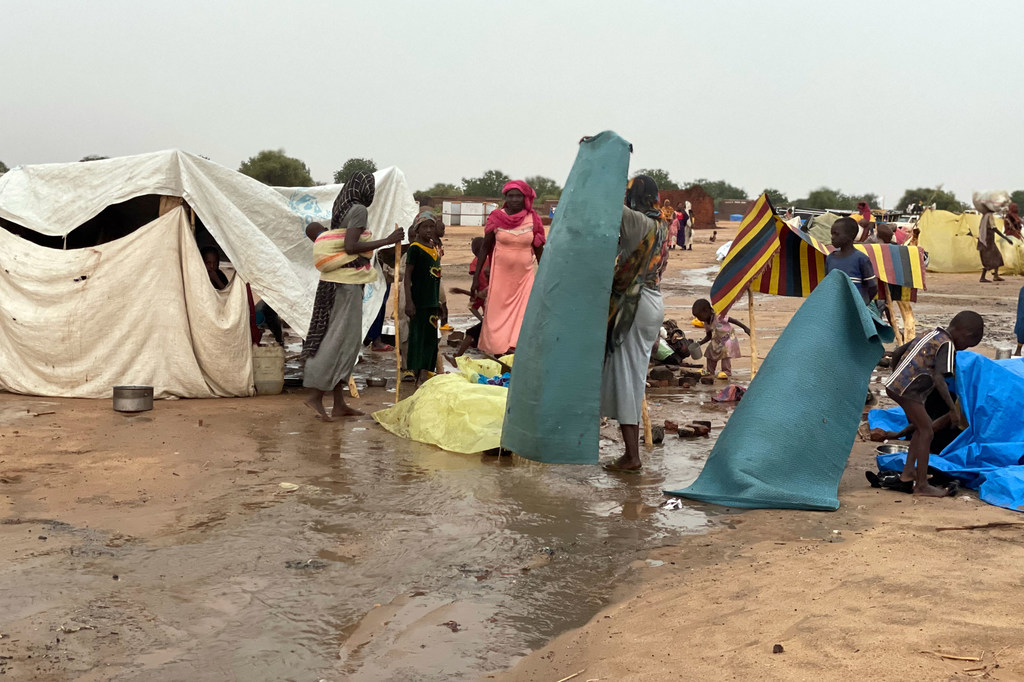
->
916 209 1024 274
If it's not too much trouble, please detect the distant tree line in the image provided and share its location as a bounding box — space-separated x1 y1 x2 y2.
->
1 149 1016 217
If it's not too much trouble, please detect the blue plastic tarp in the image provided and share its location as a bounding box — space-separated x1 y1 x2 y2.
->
665 270 894 510
501 131 632 464
871 354 1024 512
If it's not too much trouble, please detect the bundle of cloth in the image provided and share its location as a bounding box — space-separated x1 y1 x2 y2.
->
870 353 1024 512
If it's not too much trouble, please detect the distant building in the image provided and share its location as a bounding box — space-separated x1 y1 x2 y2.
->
657 186 716 229
419 195 501 227
718 199 757 222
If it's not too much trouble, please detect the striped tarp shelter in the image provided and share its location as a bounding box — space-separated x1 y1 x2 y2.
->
711 194 926 314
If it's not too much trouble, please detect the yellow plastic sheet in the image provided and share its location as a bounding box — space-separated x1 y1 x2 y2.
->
917 209 1024 274
372 356 512 454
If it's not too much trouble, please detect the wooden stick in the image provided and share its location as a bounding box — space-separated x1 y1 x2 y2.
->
393 234 403 401
935 521 1024 532
641 397 653 449
747 289 759 378
555 669 586 682
481 352 512 375
920 651 982 662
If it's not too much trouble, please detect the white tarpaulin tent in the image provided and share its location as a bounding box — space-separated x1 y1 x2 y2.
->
0 209 254 398
0 150 418 398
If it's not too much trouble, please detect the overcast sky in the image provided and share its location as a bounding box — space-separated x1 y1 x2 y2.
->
3 0 1022 207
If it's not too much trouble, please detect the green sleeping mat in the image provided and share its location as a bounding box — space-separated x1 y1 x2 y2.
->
665 270 894 509
501 131 631 464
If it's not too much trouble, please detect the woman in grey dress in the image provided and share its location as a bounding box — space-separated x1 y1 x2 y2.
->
302 172 403 420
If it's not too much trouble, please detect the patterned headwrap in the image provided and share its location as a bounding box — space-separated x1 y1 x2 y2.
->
626 175 661 219
331 171 376 230
413 209 438 228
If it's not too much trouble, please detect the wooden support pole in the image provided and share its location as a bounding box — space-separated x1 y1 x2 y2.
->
897 300 916 341
881 283 903 346
641 396 653 450
747 289 759 378
393 235 403 401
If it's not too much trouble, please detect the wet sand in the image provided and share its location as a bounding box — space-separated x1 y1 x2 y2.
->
3 226 1024 680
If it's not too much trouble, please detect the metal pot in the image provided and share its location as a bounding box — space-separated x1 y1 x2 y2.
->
875 443 909 456
113 385 154 413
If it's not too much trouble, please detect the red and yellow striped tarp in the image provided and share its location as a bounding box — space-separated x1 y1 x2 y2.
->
711 193 926 312
710 194 784 313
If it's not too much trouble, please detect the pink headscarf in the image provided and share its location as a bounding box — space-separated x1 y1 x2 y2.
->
485 180 546 247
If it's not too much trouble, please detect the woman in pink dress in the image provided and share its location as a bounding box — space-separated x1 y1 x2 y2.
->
474 180 546 355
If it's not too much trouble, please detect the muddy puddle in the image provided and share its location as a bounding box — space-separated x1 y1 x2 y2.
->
1 380 725 681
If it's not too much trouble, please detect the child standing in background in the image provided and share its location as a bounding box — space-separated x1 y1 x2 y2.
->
404 211 442 385
826 217 878 305
692 298 749 379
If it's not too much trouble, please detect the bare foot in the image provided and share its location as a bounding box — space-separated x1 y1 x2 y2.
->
994 275 1005 282
605 453 642 472
331 404 364 418
304 395 333 421
914 482 952 497
980 276 990 283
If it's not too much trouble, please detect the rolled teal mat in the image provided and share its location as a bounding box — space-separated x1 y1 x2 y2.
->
665 270 893 510
501 131 631 464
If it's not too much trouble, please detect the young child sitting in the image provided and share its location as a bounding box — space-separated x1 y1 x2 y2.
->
826 217 878 306
882 311 984 497
404 212 443 385
692 298 749 379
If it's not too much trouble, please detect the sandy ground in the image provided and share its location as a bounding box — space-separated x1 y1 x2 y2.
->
3 224 1024 680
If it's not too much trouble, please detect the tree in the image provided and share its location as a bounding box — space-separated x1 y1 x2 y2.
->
796 187 847 210
79 155 108 162
0 160 8 175
525 175 562 201
849 192 879 208
687 178 747 208
238 149 314 187
333 157 377 184
762 188 789 207
413 182 462 203
634 168 679 191
795 187 879 211
896 187 966 213
462 170 511 197
1009 190 1024 210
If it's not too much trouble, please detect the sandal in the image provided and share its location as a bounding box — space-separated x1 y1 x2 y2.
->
372 344 394 352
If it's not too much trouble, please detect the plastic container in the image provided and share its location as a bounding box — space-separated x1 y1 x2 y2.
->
252 345 285 395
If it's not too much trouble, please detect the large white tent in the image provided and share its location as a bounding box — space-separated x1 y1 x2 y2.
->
0 150 418 398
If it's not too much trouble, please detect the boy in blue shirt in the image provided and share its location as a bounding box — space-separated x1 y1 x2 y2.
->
826 217 878 305
827 216 882 407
